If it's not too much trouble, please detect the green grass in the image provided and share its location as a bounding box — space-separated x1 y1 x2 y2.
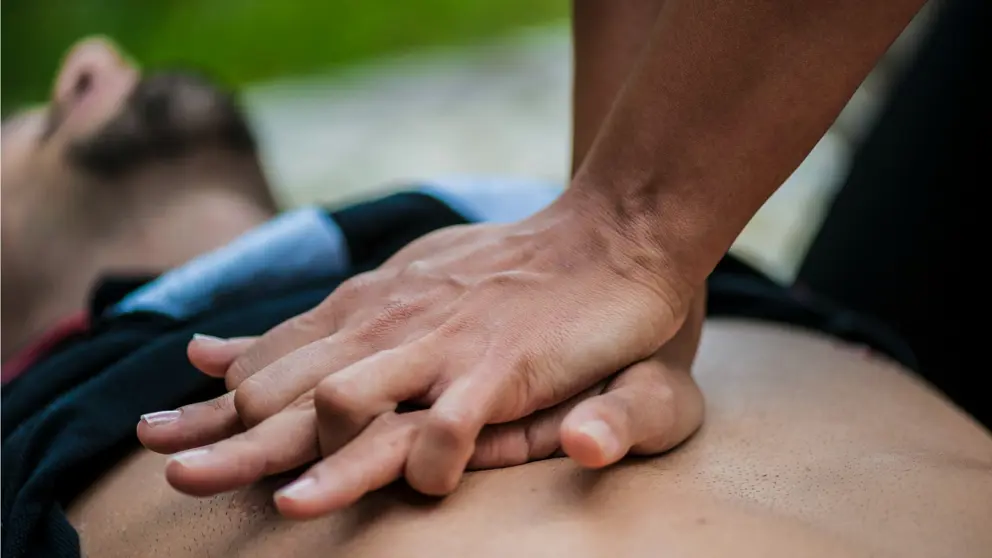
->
1 0 568 112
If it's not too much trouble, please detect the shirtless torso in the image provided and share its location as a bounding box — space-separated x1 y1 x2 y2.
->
67 321 992 557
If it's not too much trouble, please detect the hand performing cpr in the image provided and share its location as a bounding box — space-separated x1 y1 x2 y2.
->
137 192 706 518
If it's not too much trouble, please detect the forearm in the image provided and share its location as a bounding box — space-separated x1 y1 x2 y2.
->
571 0 667 173
568 0 926 286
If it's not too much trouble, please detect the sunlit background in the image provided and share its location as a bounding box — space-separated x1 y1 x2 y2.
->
1 0 938 280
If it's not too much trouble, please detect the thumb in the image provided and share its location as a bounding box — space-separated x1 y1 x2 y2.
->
559 357 703 469
187 334 258 378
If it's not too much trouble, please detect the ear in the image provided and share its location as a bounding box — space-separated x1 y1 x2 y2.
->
53 36 138 114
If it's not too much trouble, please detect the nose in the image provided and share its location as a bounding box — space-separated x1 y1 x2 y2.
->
52 36 138 115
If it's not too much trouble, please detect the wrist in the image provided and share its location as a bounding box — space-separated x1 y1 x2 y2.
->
561 169 740 286
544 181 698 316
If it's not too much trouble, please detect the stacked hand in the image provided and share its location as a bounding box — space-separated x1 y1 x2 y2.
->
137 195 706 519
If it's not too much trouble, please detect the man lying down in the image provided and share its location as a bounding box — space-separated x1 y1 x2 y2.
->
2 38 991 558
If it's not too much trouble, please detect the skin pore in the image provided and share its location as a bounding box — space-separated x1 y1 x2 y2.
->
68 321 992 557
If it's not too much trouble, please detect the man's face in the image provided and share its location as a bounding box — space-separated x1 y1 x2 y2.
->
2 38 140 244
1 37 258 289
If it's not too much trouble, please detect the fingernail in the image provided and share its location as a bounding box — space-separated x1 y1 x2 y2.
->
276 477 316 501
192 333 227 345
140 409 182 426
578 420 621 461
168 448 211 467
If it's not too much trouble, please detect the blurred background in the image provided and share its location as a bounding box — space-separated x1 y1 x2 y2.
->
1 0 938 280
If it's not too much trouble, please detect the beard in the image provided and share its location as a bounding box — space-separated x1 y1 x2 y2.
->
68 70 256 177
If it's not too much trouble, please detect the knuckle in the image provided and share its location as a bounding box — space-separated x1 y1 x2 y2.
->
625 364 677 407
370 411 416 435
288 389 315 410
331 278 360 300
621 374 678 445
233 377 273 427
476 426 529 469
203 392 235 413
293 306 336 334
402 259 431 276
522 421 548 460
332 272 376 303
652 380 676 409
467 438 498 469
651 383 678 431
225 343 280 391
314 376 364 417
224 356 254 391
308 299 343 332
226 308 338 391
426 409 475 446
370 411 402 429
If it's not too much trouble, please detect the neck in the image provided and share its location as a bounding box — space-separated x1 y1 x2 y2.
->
111 189 275 272
2 188 273 361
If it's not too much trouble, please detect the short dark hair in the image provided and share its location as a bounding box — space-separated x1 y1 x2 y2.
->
69 70 275 210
